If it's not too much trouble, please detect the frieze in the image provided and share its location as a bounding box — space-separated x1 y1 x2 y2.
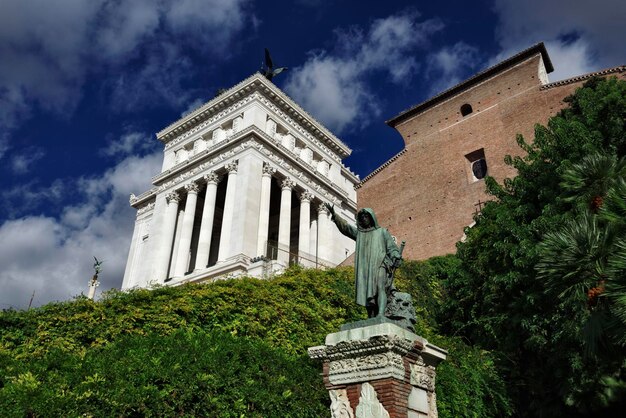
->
328 352 404 375
137 202 155 216
153 137 356 210
311 334 415 362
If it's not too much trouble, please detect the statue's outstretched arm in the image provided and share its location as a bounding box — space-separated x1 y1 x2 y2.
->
325 203 357 240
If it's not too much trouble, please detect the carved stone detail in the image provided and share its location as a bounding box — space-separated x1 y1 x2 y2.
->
143 137 355 211
318 203 330 215
164 94 255 150
281 178 295 190
262 162 276 176
225 161 238 173
184 182 200 194
330 389 354 418
410 358 437 392
328 351 405 384
310 334 416 385
355 383 389 418
203 171 220 184
137 202 155 216
257 94 344 162
166 192 181 204
300 190 314 202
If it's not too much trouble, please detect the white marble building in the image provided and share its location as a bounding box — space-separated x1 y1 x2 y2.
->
121 73 359 289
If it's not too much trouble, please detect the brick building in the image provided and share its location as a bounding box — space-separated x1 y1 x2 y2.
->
357 43 625 261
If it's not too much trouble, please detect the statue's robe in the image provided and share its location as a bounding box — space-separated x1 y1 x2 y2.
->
332 208 401 307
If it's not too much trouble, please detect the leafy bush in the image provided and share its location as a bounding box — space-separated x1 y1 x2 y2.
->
0 264 511 417
0 329 327 417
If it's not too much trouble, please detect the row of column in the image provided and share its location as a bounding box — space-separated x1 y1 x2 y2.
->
154 161 334 282
256 163 332 265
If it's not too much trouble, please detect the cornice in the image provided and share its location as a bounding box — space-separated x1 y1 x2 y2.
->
356 149 407 189
157 73 351 158
163 93 255 151
129 189 157 207
540 65 626 90
255 94 343 163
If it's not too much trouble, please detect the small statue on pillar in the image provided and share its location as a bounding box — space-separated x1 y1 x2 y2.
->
88 256 103 300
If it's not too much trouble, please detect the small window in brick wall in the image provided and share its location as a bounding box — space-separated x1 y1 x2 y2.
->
460 103 473 116
465 148 487 182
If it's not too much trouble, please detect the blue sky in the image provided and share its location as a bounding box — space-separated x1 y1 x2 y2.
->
1 0 624 309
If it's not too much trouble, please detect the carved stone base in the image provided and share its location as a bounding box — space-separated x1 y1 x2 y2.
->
309 323 446 418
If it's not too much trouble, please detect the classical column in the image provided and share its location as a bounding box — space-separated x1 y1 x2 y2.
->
169 207 185 276
173 183 200 277
194 172 220 270
154 191 181 282
218 161 238 262
298 191 313 264
256 163 275 257
317 203 331 264
277 178 295 264
310 217 318 266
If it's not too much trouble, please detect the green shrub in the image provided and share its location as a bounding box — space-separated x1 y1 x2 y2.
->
0 265 511 417
0 329 327 417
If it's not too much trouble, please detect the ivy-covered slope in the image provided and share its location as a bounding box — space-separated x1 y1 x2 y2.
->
0 263 511 417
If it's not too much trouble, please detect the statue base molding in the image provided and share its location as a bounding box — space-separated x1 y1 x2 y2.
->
309 322 446 418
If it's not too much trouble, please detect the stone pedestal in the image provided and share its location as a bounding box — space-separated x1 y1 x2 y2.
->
308 323 447 418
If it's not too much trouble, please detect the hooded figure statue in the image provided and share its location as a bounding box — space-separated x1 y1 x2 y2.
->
325 204 402 318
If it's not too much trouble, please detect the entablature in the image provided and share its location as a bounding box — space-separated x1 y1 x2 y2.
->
133 127 357 211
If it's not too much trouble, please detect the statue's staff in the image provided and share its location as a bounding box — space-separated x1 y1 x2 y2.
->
387 240 405 294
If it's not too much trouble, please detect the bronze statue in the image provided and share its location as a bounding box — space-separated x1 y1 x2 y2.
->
261 48 288 81
325 204 403 318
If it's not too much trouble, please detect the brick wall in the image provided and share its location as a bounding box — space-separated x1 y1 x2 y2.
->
357 56 625 260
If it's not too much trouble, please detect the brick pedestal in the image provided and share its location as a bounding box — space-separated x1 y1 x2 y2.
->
309 323 447 418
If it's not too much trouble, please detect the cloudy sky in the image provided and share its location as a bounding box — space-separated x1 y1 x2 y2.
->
1 0 624 309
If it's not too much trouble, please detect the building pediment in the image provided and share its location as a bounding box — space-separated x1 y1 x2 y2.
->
157 73 351 159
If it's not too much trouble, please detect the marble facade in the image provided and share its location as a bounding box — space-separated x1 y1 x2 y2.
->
122 73 359 289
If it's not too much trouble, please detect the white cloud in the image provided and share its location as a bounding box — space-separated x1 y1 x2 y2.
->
181 98 207 117
0 0 253 141
10 147 46 175
101 132 155 158
1 179 66 218
426 42 481 95
284 12 443 134
492 0 626 81
0 150 163 309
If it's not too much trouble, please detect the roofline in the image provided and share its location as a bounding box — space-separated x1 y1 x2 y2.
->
386 43 553 128
540 65 626 90
156 73 352 158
